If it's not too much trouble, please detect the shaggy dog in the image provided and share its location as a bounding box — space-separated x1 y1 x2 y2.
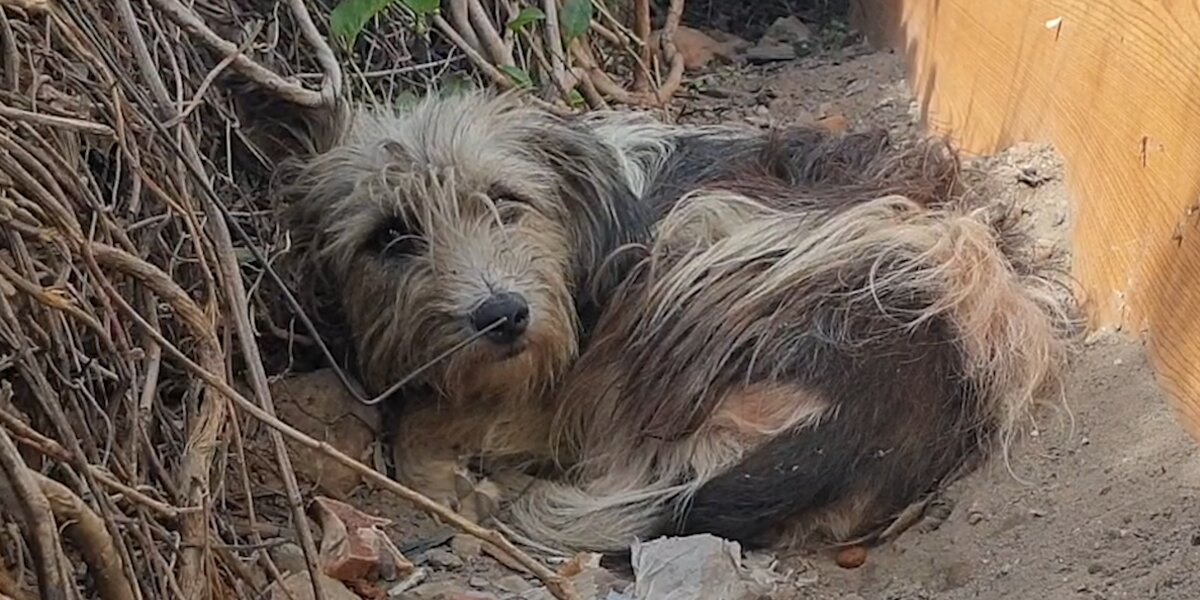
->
244 88 1078 553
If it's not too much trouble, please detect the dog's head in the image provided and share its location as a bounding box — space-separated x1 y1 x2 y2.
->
277 92 650 403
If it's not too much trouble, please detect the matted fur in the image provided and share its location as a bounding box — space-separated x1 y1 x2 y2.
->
248 87 1079 551
510 193 1075 551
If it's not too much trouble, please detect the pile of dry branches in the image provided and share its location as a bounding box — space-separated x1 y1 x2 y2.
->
0 0 687 598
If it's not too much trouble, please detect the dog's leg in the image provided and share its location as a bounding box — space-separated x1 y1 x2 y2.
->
390 403 487 521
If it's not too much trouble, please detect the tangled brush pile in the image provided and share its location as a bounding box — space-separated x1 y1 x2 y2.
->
0 0 654 598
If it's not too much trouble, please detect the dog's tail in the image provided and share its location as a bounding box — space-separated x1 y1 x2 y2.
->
505 193 1079 553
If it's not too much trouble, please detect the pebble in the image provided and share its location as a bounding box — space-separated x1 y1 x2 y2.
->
426 548 464 570
451 534 482 559
494 575 533 594
270 543 307 573
835 546 867 569
745 44 797 63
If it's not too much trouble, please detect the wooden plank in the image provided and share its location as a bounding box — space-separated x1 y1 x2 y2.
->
849 0 1200 442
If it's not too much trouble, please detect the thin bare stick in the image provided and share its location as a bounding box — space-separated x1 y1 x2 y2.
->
0 7 18 91
542 0 567 89
0 407 187 519
283 0 342 105
433 14 515 90
0 101 114 136
633 0 651 91
0 396 68 600
467 0 515 67
144 0 324 107
651 0 686 104
0 0 48 14
448 0 483 55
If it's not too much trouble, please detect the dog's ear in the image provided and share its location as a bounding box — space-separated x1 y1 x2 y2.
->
522 118 654 333
221 72 349 171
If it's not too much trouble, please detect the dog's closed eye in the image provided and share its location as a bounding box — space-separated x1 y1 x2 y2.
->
489 186 531 225
368 217 424 258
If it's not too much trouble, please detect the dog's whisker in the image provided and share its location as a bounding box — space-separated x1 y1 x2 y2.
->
363 317 508 405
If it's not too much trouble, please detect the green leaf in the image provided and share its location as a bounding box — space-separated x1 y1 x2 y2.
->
439 73 477 97
394 91 421 108
560 0 592 42
498 65 534 88
401 0 440 15
507 6 546 32
329 0 397 46
566 89 585 108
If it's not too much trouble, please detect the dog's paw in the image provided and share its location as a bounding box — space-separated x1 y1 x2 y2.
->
453 466 502 524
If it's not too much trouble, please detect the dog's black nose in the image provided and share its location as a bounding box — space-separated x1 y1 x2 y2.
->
471 292 530 344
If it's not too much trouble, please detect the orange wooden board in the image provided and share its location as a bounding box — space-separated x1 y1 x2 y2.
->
850 0 1200 442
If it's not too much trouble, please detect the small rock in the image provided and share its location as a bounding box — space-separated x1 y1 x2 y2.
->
1029 508 1047 518
1088 562 1105 575
649 26 743 71
519 589 555 600
835 546 867 569
762 16 813 46
745 43 796 63
705 29 752 53
268 571 361 600
270 543 308 573
654 26 722 71
450 535 482 559
845 79 870 96
494 575 534 594
311 496 414 583
817 102 840 118
467 577 489 589
404 581 467 600
815 114 848 135
699 86 734 99
270 370 378 497
389 568 428 597
426 549 464 570
631 534 778 599
968 512 986 526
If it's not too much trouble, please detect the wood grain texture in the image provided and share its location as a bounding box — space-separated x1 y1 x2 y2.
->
851 0 1200 442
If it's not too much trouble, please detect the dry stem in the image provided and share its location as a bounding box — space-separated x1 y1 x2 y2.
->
0 393 69 600
34 472 137 600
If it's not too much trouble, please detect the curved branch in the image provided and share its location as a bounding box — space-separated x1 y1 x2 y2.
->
284 0 342 105
35 472 137 600
0 406 68 600
651 0 686 105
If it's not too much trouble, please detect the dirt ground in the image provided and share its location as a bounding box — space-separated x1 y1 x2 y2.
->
278 17 1200 600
